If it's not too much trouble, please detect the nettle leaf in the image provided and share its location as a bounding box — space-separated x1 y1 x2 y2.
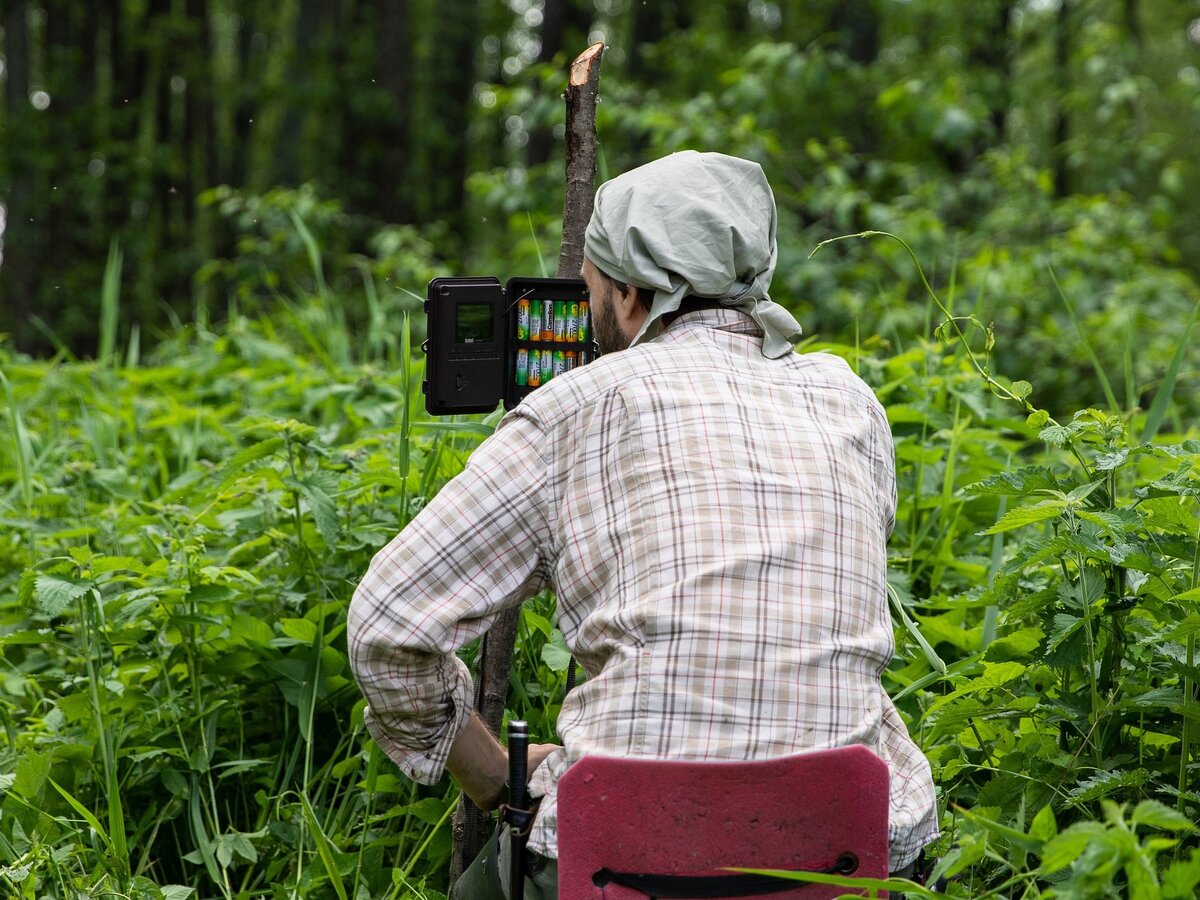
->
985 626 1044 662
968 466 1068 497
286 473 340 547
225 436 285 472
1077 508 1142 539
1045 614 1083 655
926 661 1026 715
981 498 1068 535
33 575 94 617
1029 804 1058 843
1040 822 1108 873
1064 769 1150 807
1131 800 1194 833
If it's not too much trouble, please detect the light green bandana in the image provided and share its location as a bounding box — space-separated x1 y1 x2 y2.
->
584 150 802 358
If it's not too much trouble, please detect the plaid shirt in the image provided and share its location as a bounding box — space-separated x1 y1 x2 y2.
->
348 309 939 869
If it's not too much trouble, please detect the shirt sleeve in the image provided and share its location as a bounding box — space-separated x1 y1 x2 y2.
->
347 408 551 783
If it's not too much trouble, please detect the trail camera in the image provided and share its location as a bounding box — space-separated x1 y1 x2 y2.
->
423 276 594 416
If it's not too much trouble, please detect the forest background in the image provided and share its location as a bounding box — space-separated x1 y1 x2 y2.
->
3 1 1200 898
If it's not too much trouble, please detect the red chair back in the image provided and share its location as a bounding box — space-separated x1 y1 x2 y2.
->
555 745 890 899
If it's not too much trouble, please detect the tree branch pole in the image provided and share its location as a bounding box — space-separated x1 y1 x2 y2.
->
449 41 605 883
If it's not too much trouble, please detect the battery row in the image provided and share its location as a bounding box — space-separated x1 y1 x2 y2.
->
517 298 589 344
514 298 591 387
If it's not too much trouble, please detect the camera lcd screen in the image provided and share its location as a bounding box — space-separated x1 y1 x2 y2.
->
456 303 493 344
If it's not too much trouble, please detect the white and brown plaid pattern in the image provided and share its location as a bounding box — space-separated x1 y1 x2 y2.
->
348 308 939 869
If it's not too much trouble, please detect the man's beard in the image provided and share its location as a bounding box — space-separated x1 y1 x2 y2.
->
593 283 632 355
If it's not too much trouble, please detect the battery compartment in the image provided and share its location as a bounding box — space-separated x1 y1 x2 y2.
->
503 276 595 409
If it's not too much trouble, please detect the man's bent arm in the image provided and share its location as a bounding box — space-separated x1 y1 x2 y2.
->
347 409 552 785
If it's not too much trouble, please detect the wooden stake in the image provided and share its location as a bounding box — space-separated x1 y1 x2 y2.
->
449 41 605 885
557 42 605 279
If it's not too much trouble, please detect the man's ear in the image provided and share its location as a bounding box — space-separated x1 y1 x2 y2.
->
614 281 651 336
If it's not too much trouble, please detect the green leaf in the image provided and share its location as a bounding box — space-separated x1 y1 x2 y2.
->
980 498 1066 535
984 626 1044 662
33 575 93 617
1131 800 1194 832
541 629 572 673
1011 380 1032 400
287 473 340 547
1041 822 1107 873
301 793 349 900
968 466 1065 497
1029 804 1057 843
280 618 319 643
1163 848 1200 898
1064 769 1150 807
1141 296 1200 442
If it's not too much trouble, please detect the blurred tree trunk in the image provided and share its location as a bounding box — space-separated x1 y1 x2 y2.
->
829 0 879 64
966 0 1016 142
1123 0 1141 49
527 0 566 167
0 1 35 346
247 0 300 193
414 0 480 233
369 0 414 222
1053 0 1072 197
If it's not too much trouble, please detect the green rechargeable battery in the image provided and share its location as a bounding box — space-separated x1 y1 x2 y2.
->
540 349 554 382
528 300 542 339
527 348 541 387
552 301 566 341
516 298 530 340
577 301 589 343
565 302 578 342
515 348 529 386
553 350 566 377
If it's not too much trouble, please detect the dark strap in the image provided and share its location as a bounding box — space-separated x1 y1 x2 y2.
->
593 853 858 898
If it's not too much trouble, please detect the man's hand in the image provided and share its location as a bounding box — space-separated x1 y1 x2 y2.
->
446 713 562 812
527 742 562 780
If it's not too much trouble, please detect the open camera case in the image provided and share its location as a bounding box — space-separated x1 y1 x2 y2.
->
422 275 594 416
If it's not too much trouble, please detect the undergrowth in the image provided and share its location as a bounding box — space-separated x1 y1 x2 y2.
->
0 239 1198 898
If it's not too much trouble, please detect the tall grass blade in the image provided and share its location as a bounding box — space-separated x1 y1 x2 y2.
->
301 793 349 900
289 209 330 303
124 323 141 368
49 778 108 838
361 265 387 364
887 583 946 676
1048 264 1120 413
99 239 123 366
188 781 223 888
528 212 548 278
29 314 76 361
0 370 33 513
1140 296 1200 442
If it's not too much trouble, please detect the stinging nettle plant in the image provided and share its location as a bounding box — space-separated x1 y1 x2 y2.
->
815 230 1200 897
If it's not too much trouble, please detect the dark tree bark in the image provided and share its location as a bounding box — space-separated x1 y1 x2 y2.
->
1123 0 1141 49
415 0 481 230
830 0 879 64
526 0 567 168
966 0 1016 141
1053 0 1072 197
369 0 413 222
0 1 36 348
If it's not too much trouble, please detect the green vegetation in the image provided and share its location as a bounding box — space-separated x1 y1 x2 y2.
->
3 0 1200 896
1 228 1198 896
